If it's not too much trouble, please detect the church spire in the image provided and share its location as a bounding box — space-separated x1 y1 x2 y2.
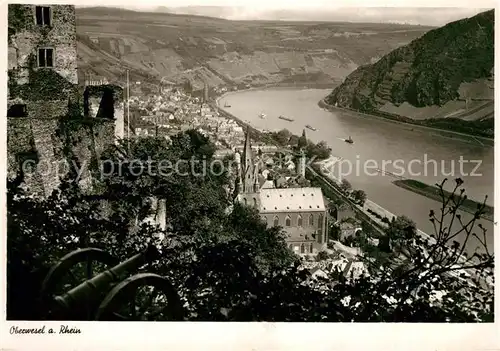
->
242 127 253 170
241 127 256 193
298 128 308 150
243 127 252 158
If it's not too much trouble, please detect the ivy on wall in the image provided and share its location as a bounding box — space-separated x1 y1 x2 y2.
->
56 98 111 177
8 4 117 190
8 4 53 43
9 54 76 102
8 4 31 44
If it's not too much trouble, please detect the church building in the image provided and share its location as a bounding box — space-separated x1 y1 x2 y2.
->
235 130 328 255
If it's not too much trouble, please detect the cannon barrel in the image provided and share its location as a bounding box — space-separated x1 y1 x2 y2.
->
53 245 159 314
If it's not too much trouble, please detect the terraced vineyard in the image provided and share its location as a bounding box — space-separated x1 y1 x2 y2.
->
76 7 432 90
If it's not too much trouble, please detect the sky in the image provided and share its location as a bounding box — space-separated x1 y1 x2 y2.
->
77 1 493 26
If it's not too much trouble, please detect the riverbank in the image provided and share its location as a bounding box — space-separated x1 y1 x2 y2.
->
393 179 494 222
318 98 494 147
216 85 322 107
212 102 280 147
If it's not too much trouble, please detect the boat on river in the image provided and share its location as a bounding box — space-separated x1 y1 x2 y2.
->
305 124 317 131
259 113 266 119
278 115 294 122
345 136 354 144
224 102 231 107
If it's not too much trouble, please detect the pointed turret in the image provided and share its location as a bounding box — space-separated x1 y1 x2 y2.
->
298 129 308 150
241 127 256 193
243 127 253 165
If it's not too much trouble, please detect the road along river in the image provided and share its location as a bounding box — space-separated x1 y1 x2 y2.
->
217 88 495 252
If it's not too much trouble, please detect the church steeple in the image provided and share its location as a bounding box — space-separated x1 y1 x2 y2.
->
298 129 308 150
243 127 253 163
241 127 256 193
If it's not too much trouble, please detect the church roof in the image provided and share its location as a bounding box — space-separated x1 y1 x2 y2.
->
259 187 326 213
258 174 267 187
261 180 274 189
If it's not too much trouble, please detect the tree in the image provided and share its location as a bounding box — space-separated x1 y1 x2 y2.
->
274 129 292 146
288 134 299 147
340 179 352 193
6 129 301 321
328 223 340 241
347 178 494 322
386 215 417 248
295 177 311 187
305 140 330 161
316 251 329 261
297 130 308 150
352 189 367 206
8 133 494 326
314 141 331 160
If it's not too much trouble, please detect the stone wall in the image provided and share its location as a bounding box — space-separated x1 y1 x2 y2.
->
57 117 115 193
261 211 326 232
8 4 77 84
84 84 125 140
7 5 119 198
114 104 125 140
30 118 64 196
7 118 34 179
7 117 60 196
8 115 115 197
260 210 328 254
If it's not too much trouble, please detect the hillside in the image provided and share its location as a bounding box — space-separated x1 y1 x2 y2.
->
75 7 432 92
325 10 494 133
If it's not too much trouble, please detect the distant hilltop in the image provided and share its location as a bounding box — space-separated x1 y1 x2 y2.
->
76 7 432 92
325 9 494 135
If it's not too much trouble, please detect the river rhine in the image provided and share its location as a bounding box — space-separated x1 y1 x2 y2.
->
219 88 495 252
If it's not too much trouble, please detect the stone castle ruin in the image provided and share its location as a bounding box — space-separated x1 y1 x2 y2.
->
7 5 124 197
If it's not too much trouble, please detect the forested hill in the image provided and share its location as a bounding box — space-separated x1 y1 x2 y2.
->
326 10 494 126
